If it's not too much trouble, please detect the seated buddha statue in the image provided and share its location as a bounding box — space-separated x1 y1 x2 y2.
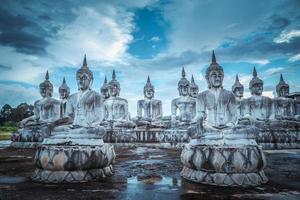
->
32 55 115 183
239 67 273 128
58 77 70 118
171 67 196 128
232 74 245 118
136 76 164 128
11 71 60 143
45 55 106 146
102 70 135 129
189 75 199 98
270 74 299 126
100 76 110 101
181 51 268 187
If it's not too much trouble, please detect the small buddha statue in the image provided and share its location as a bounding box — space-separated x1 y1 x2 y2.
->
136 76 164 128
272 74 298 122
58 77 70 118
101 76 110 100
189 75 199 98
102 70 135 129
239 67 273 127
180 51 268 187
32 55 115 183
11 71 60 143
171 67 196 128
232 74 245 118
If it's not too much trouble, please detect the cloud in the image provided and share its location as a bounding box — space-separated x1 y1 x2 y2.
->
274 30 300 43
149 36 160 42
289 54 300 62
265 67 285 75
0 64 12 71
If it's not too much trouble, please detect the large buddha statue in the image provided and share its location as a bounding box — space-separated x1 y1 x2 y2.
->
181 51 268 186
102 70 135 129
136 76 164 128
239 67 273 127
58 77 70 118
232 74 245 118
189 75 199 98
32 55 115 183
11 71 60 144
101 76 110 100
171 67 196 128
272 74 297 121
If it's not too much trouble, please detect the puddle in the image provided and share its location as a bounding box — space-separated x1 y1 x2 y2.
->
0 176 28 184
128 176 181 187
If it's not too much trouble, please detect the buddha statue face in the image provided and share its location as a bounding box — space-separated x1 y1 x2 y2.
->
101 88 110 99
250 83 263 96
178 83 189 96
278 86 289 97
233 87 244 98
109 84 120 97
59 89 69 100
40 85 53 98
144 88 154 99
208 70 223 89
190 87 198 98
77 73 92 91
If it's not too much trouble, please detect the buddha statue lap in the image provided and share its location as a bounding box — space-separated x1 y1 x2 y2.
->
11 71 60 145
32 55 115 183
180 51 268 187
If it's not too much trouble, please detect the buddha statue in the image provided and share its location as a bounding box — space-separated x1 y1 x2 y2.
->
102 70 135 129
101 76 110 100
189 75 199 98
58 77 70 118
181 51 268 186
272 74 297 121
136 76 164 128
232 74 245 118
11 71 60 144
171 67 196 128
239 67 273 127
32 55 115 183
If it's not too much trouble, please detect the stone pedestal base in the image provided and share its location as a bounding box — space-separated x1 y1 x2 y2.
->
181 166 267 187
180 144 268 187
32 165 113 183
32 143 115 183
11 142 40 148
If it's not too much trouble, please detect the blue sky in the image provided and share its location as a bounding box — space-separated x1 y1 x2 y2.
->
0 0 300 116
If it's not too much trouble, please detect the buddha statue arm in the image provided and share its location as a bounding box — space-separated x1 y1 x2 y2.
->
226 93 238 127
171 99 177 127
137 100 143 119
193 93 205 124
48 100 74 131
19 101 40 127
157 101 163 119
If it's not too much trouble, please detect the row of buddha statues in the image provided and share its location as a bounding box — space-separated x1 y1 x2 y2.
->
16 50 271 186
11 52 300 145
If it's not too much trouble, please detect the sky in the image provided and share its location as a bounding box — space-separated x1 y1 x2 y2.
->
0 0 300 116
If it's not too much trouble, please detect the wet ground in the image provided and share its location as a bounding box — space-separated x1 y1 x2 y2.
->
0 145 300 200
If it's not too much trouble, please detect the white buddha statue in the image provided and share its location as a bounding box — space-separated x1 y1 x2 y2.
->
189 75 199 98
100 76 110 101
136 76 164 128
11 71 60 143
58 77 70 118
232 74 245 118
171 67 196 128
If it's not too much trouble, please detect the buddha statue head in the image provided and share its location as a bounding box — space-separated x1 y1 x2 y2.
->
39 70 53 98
178 67 190 96
276 74 289 97
59 77 70 100
144 76 155 99
76 54 93 91
232 74 244 98
108 70 120 97
249 67 263 96
205 50 224 89
190 75 199 98
101 76 110 99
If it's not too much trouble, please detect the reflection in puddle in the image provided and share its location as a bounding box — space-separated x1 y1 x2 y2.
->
127 176 181 187
0 176 27 184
